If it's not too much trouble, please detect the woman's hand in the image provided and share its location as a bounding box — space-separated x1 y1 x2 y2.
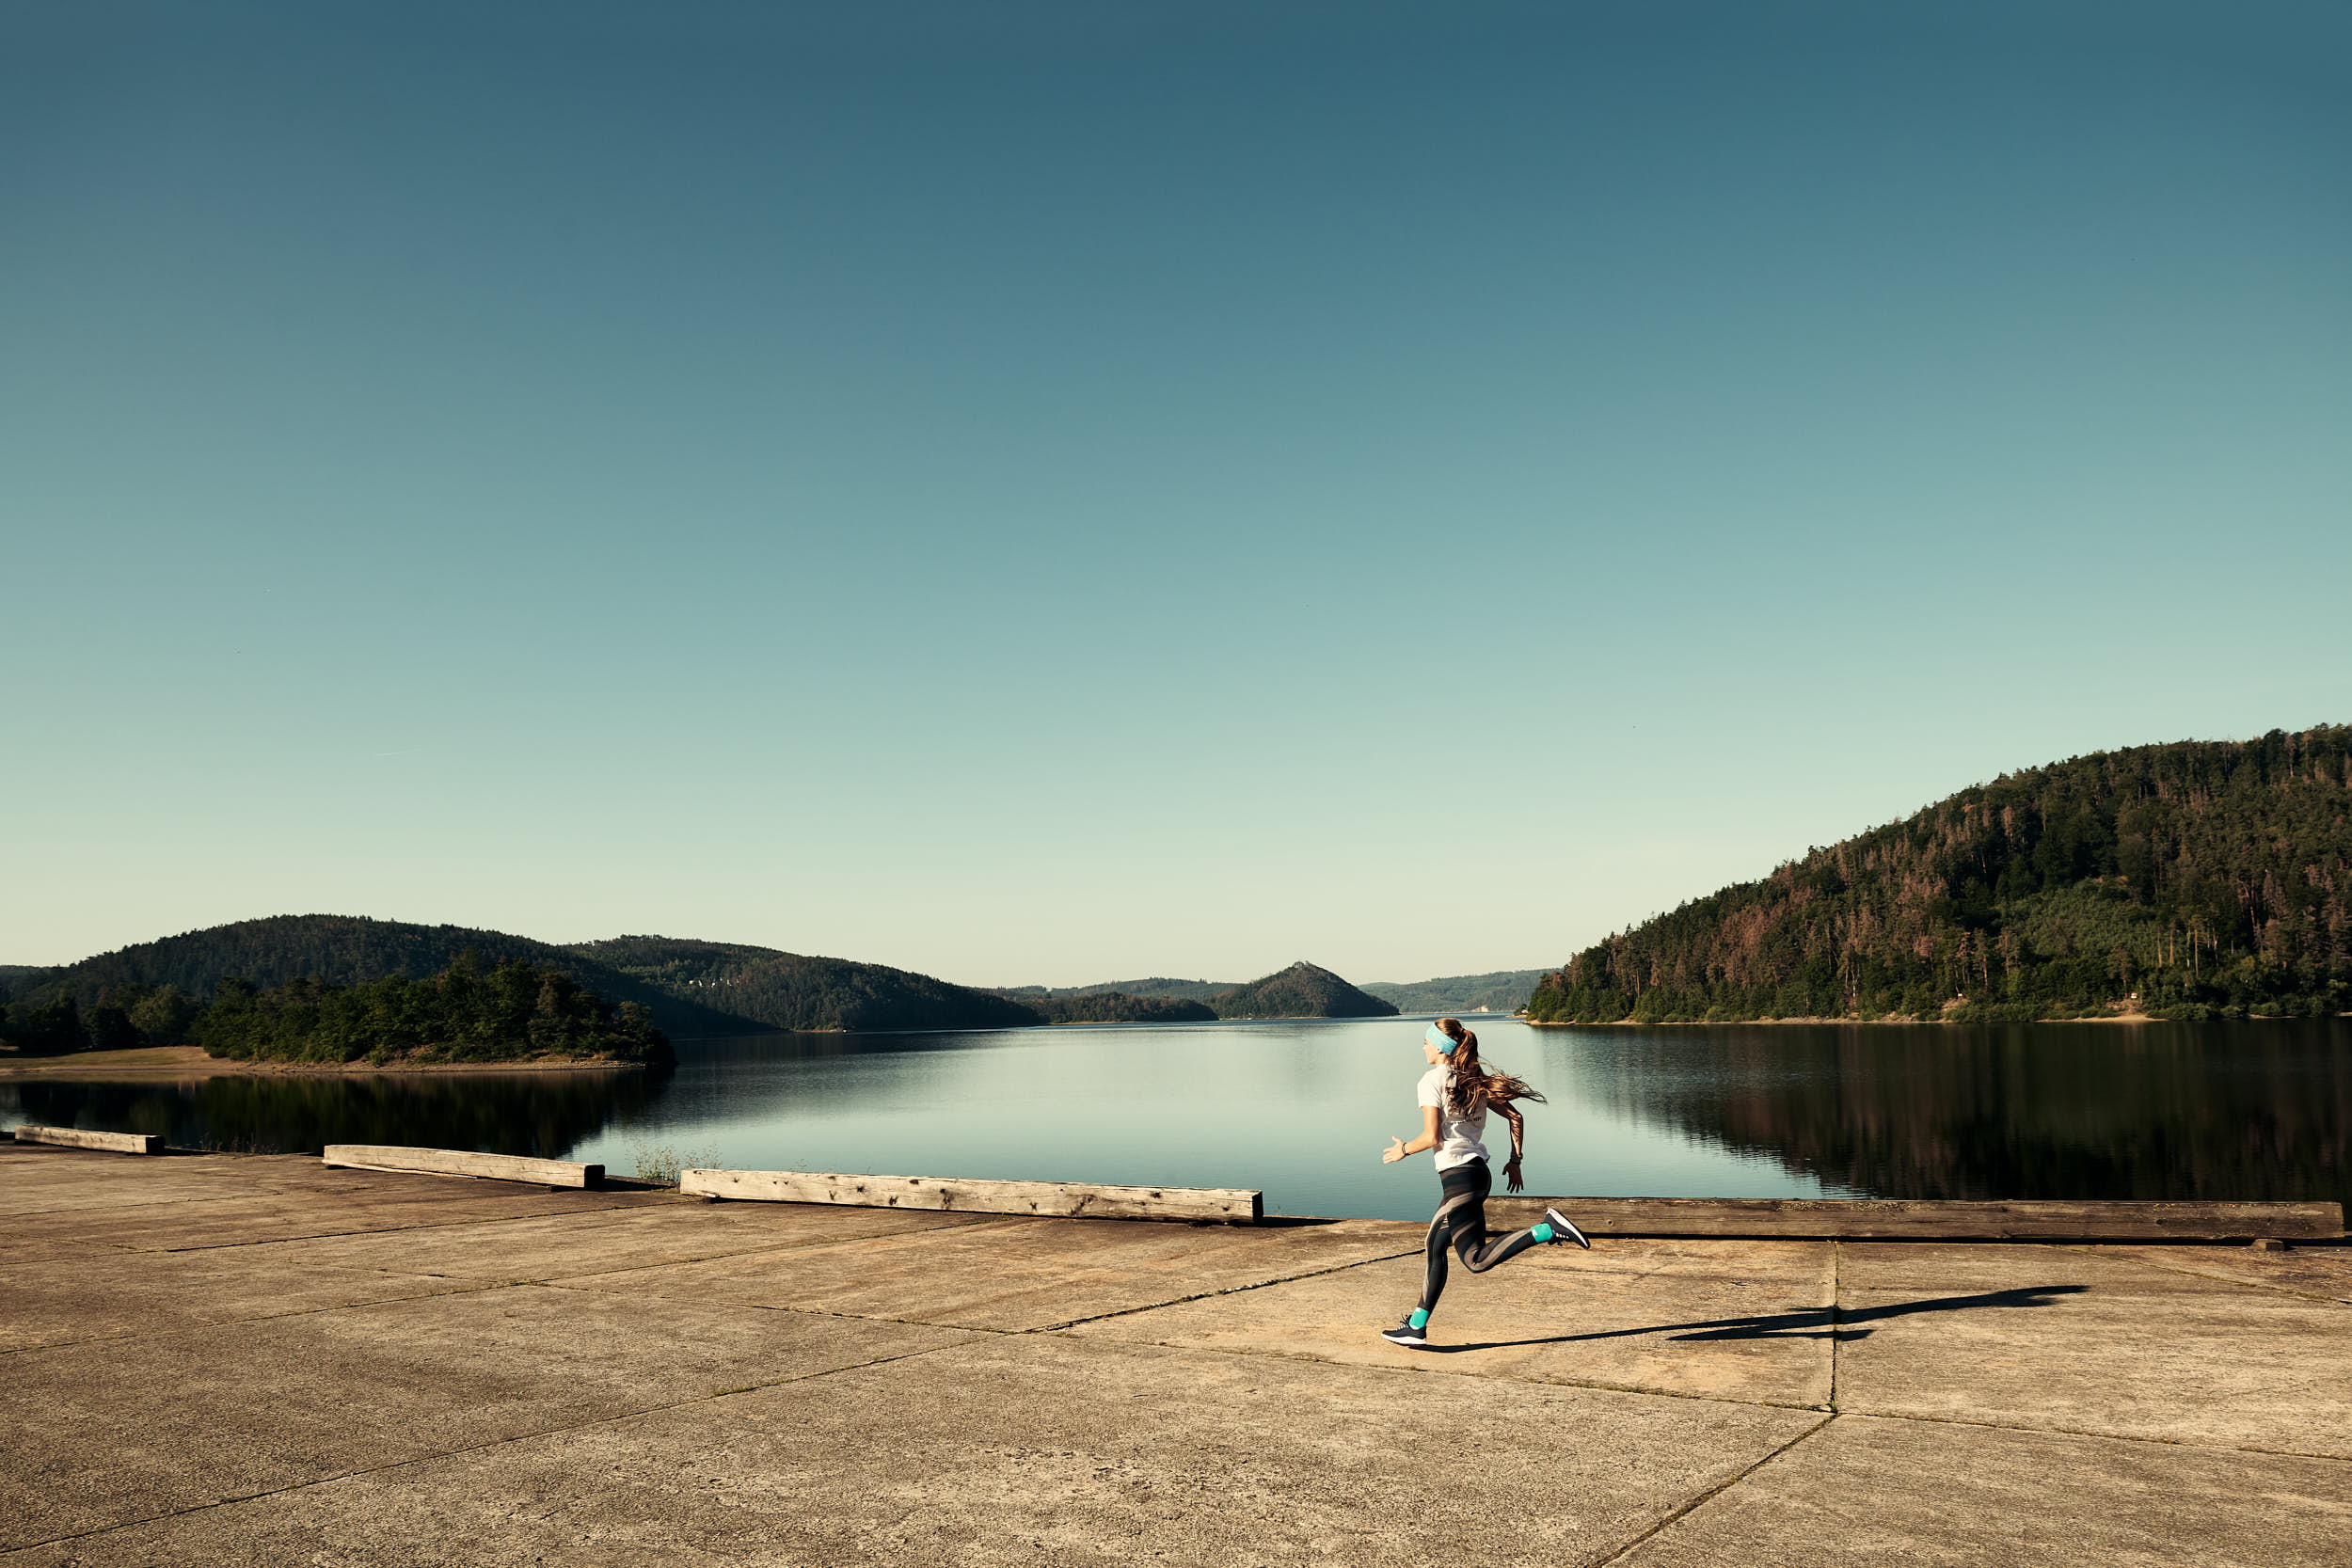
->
1504 1157 1525 1194
1386 1109 1439 1164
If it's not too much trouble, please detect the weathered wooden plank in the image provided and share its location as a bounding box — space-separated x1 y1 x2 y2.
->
682 1167 1263 1224
1486 1196 2345 1242
9 1124 164 1155
322 1145 602 1189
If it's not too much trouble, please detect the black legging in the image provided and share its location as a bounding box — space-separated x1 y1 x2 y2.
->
1420 1159 1548 1313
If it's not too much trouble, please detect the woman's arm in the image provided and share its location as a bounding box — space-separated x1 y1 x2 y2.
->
1497 1102 1528 1192
1381 1105 1444 1164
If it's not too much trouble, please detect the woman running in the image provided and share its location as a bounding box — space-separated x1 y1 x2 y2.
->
1378 1017 1588 1348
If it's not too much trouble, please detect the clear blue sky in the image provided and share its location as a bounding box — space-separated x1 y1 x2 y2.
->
5 1 2346 985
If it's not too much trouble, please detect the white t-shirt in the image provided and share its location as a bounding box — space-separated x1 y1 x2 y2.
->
1418 1064 1489 1171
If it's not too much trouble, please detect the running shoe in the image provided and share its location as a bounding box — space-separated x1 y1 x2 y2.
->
1378 1316 1428 1348
1543 1207 1593 1249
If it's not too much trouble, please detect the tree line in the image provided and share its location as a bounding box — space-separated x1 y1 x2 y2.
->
5 913 754 1039
1022 993 1217 1023
0 980 200 1055
2 953 671 1067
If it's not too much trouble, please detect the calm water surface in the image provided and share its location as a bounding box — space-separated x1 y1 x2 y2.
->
7 1018 2345 1221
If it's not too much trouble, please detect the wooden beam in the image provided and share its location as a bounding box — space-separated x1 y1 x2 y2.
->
682 1167 1263 1224
1486 1196 2345 1242
10 1124 163 1155
322 1145 602 1189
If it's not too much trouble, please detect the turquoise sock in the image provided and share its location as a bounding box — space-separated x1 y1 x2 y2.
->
1407 1308 1429 1329
1532 1222 1556 1243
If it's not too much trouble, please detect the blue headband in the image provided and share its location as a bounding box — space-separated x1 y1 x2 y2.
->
1425 1023 1458 1055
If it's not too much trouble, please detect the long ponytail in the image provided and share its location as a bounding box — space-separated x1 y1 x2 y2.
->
1435 1016 1545 1117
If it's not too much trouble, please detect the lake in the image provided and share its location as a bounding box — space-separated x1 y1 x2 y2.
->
7 1017 2346 1222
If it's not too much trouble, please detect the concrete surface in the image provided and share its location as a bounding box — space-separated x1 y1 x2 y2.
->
1835 1242 2352 1455
208 1197 992 1285
1070 1237 1836 1406
1614 1413 2352 1568
4 1143 2347 1565
555 1212 1423 1331
2093 1241 2352 1304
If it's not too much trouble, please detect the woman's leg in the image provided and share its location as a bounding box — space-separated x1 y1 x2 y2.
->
1415 1164 1487 1318
1449 1162 1555 1276
1391 1164 1589 1342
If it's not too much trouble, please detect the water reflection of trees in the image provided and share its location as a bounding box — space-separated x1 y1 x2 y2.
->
1 1066 668 1159
653 1031 1006 1121
0 1031 1000 1157
1548 1021 2351 1205
11 1022 2344 1209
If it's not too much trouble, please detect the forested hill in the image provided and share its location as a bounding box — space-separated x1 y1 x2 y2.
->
7 915 755 1039
1207 962 1399 1019
572 937 1041 1032
1528 726 2352 1024
1362 970 1547 1015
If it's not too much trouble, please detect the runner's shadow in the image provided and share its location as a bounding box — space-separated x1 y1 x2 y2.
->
1422 1284 2088 1353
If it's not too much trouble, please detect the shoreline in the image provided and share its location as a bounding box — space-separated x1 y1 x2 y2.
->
0 1044 650 1081
1527 1011 2169 1027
